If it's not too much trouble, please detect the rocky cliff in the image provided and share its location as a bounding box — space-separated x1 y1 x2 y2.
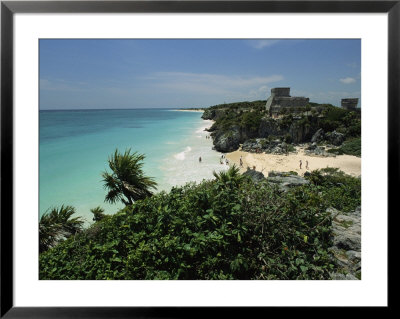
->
210 115 318 152
328 206 361 280
202 100 360 154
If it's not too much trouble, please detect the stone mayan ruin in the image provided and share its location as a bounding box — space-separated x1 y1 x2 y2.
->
265 88 309 117
341 98 359 110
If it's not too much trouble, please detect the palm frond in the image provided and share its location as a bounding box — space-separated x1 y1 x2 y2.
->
39 205 83 253
101 148 158 205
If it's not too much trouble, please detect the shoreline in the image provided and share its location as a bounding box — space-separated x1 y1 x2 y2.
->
157 117 229 192
172 109 205 113
226 146 361 177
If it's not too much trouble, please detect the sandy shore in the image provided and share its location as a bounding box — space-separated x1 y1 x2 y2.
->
226 146 361 177
173 109 204 113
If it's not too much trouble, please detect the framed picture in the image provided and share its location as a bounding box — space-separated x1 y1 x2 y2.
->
1 0 395 316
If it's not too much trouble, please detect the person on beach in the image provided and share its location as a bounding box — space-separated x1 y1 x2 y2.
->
239 156 243 167
299 160 302 169
199 156 202 163
306 160 309 170
225 159 229 166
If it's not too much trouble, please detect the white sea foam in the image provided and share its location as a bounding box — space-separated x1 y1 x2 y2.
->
173 146 192 160
196 127 207 133
160 121 228 192
196 120 213 134
174 152 185 160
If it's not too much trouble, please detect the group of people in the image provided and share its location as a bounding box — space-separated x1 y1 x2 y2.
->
200 149 310 173
200 151 309 172
198 154 231 166
220 154 229 165
299 160 309 170
199 154 230 165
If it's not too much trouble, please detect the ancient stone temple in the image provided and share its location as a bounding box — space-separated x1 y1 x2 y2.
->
341 98 359 110
265 87 309 117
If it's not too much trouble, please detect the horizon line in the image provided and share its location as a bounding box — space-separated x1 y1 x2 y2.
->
39 107 204 111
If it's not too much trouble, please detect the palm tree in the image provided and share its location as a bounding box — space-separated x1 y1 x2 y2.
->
213 165 244 188
102 148 157 206
90 206 106 222
39 205 84 253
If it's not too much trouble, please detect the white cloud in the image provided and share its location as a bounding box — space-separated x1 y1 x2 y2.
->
340 77 356 84
145 72 283 97
248 40 281 49
40 72 284 108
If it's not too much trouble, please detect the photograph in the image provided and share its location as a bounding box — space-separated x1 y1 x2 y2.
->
38 39 362 281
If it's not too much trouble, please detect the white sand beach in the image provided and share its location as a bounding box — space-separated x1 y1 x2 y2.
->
173 109 205 112
226 146 361 177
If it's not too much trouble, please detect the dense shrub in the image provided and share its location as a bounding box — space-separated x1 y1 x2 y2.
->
304 167 361 212
284 134 293 144
208 100 267 111
39 167 361 280
327 138 361 157
319 106 361 138
323 106 348 122
240 111 263 132
340 138 361 156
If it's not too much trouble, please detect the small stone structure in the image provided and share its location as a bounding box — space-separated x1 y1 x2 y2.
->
265 87 309 117
341 98 359 110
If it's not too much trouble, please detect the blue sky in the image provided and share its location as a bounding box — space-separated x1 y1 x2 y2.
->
39 39 361 110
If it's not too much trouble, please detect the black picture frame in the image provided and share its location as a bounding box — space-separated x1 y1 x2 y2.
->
1 0 396 317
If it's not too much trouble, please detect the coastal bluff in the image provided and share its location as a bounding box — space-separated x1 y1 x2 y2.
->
201 97 360 155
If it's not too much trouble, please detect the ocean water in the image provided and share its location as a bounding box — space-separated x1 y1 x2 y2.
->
39 109 228 222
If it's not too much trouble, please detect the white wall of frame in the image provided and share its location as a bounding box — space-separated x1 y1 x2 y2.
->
14 12 387 307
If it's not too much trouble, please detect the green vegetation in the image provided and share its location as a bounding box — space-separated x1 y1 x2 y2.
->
102 149 158 205
340 138 361 156
39 205 84 253
203 100 268 133
215 109 266 133
319 107 361 138
284 133 293 144
39 164 361 280
327 138 361 157
90 206 106 222
304 167 361 212
208 100 267 111
240 111 263 133
283 143 296 153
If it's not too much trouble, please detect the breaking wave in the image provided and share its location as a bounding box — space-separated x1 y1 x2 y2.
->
174 146 192 160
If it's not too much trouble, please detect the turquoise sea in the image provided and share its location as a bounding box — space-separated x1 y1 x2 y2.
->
39 109 228 223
